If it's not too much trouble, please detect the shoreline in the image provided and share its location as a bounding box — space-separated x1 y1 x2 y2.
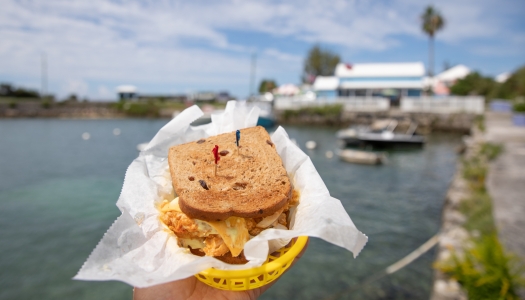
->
431 111 525 299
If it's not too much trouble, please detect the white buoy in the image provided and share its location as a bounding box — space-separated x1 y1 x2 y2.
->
113 128 121 136
305 140 317 150
326 151 334 158
82 132 90 140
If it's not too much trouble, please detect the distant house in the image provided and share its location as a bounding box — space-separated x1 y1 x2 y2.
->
424 65 471 95
313 76 339 99
117 85 138 100
313 62 426 104
191 92 217 102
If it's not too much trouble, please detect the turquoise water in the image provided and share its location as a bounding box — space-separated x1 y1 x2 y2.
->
0 119 461 299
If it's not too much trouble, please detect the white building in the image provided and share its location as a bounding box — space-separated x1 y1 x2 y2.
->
116 85 138 100
313 62 426 103
424 64 471 95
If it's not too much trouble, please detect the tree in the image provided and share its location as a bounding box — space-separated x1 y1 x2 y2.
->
0 83 40 98
303 44 340 84
450 72 496 97
496 65 525 100
421 6 445 77
258 79 277 94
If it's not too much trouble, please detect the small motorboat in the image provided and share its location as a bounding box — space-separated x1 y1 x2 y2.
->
337 119 425 147
337 149 386 165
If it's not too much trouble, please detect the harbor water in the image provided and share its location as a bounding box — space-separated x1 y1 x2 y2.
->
0 119 462 299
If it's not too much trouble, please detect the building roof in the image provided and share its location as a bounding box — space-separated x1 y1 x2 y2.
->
274 84 300 95
116 85 137 93
339 80 424 89
335 62 425 78
313 76 339 91
435 65 470 82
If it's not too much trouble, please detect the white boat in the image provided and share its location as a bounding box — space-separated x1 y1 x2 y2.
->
337 149 386 165
336 119 425 147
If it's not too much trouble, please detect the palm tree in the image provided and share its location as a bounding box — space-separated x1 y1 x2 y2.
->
421 6 445 77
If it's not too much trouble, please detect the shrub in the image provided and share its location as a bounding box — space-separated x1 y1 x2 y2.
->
480 143 504 161
513 101 525 113
437 235 524 300
125 102 159 117
41 100 51 109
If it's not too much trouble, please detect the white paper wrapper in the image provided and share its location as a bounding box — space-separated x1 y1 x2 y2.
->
74 101 368 287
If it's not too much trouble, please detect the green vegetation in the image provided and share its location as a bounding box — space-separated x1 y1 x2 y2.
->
475 115 485 132
450 72 497 97
302 44 340 84
450 65 525 101
480 143 504 161
112 99 226 117
439 235 524 300
498 67 525 100
258 79 277 94
283 104 343 120
421 6 445 77
0 83 40 98
436 142 524 299
513 101 525 113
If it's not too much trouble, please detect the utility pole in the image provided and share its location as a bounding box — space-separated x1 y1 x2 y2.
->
41 52 47 99
249 52 256 97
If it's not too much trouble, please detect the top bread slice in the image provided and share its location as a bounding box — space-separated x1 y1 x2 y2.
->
168 126 292 222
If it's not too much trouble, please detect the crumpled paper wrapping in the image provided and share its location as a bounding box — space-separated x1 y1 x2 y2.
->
74 101 368 288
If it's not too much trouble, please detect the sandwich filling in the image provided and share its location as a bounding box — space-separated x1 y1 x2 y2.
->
159 189 299 258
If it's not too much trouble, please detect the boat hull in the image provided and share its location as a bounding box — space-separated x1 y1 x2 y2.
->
337 149 385 165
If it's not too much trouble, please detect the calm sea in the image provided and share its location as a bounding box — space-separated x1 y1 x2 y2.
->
0 119 461 300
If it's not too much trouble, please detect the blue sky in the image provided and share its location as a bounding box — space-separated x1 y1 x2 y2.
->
0 0 524 100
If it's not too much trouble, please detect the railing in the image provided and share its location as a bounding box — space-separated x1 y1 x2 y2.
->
400 96 485 114
274 97 390 112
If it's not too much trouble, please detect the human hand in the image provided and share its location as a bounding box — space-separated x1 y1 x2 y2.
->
134 239 308 300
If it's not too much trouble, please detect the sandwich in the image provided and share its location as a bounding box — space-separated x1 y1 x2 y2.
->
159 126 299 264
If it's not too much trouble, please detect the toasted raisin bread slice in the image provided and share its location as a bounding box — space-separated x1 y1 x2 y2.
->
168 126 291 222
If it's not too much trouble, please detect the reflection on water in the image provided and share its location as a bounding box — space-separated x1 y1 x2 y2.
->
0 120 461 300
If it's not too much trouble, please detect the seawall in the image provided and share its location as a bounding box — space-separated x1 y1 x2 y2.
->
275 109 477 133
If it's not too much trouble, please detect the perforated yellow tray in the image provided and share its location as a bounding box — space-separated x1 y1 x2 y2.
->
195 236 308 290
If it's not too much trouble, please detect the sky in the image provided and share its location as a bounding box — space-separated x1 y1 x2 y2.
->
0 0 524 101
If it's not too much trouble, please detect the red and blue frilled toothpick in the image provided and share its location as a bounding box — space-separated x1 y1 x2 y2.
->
212 145 220 176
236 130 240 155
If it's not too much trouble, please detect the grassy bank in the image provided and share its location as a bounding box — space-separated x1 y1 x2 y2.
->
435 142 524 299
112 100 227 117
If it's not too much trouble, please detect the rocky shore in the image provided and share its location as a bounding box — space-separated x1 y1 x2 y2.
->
0 102 124 119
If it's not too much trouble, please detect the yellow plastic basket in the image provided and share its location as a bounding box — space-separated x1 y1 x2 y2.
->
195 236 308 291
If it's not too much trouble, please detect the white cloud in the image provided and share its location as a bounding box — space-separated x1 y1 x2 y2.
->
0 0 523 99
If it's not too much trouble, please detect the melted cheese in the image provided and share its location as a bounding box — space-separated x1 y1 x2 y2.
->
161 197 249 257
160 197 182 212
180 238 205 249
207 217 250 257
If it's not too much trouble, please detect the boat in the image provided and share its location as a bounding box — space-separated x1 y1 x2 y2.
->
337 149 386 165
249 101 276 128
336 119 425 147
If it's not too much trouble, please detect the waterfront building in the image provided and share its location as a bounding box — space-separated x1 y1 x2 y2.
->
313 62 426 104
424 64 470 95
117 85 138 100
